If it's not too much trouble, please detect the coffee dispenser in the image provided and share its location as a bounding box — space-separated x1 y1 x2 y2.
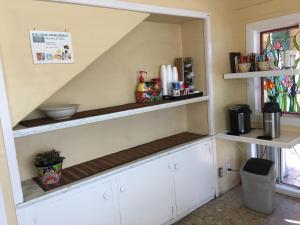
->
263 101 281 138
229 104 252 135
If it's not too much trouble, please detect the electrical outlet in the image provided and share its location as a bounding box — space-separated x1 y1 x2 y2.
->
225 162 232 174
218 167 223 177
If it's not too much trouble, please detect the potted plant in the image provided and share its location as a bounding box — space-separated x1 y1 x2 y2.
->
34 149 65 186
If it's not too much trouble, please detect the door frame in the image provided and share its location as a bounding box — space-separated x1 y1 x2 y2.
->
0 0 216 208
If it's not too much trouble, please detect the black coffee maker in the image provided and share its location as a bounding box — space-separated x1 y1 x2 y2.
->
228 104 252 135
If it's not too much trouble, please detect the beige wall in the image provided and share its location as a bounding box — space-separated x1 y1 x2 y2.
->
6 0 300 223
0 0 148 125
181 20 206 93
36 21 183 114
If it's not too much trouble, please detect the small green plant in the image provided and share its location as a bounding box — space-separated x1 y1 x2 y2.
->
35 149 65 167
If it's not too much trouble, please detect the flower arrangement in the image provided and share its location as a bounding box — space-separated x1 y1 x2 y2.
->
35 149 65 186
35 149 65 167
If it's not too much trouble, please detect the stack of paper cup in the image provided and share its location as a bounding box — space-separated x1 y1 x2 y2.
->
161 65 180 96
172 66 178 82
166 65 173 96
160 65 168 96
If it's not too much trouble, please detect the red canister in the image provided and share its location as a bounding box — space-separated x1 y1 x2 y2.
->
152 78 162 91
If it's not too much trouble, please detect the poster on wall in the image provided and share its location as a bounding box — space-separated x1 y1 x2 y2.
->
30 30 74 64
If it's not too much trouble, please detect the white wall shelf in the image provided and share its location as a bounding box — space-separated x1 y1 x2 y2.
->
224 68 300 79
216 129 300 149
13 96 209 138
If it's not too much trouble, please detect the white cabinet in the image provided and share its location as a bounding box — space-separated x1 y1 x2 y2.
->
16 139 216 225
34 181 116 225
172 141 215 216
117 157 174 225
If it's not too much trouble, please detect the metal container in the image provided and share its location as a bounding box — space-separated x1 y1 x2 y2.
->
263 100 281 138
263 112 281 138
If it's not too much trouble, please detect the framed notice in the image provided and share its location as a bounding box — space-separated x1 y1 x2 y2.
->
30 31 74 64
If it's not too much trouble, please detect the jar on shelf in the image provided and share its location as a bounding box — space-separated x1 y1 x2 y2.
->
152 78 161 91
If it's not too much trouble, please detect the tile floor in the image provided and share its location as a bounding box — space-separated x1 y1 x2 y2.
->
174 185 300 225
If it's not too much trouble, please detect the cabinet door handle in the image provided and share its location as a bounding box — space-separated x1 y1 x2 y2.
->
174 163 179 171
119 186 126 193
103 191 112 200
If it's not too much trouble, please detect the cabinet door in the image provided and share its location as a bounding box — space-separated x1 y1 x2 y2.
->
34 181 116 225
117 158 174 225
17 207 35 225
173 141 215 216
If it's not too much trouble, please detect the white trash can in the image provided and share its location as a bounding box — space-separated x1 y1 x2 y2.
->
240 158 276 214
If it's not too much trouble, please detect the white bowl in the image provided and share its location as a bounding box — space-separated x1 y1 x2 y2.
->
40 104 79 120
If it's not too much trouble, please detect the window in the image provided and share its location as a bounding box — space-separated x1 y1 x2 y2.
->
247 14 300 125
281 144 300 188
260 26 300 114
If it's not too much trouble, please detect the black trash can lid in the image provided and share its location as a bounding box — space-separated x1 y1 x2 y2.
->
243 158 274 175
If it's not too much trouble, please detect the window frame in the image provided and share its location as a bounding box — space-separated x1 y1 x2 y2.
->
246 13 300 126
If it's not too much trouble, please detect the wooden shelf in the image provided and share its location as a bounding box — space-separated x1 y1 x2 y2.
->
22 132 208 202
216 129 300 149
224 69 300 79
13 96 209 138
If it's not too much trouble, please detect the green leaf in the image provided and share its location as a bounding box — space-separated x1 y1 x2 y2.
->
293 35 300 51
